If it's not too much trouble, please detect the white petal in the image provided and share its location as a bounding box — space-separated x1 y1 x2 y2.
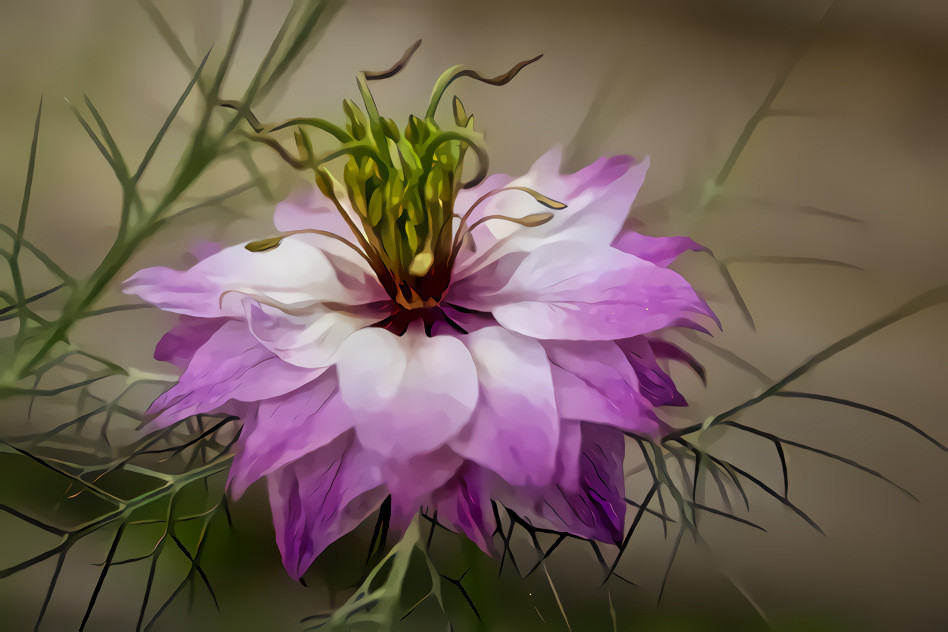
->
124 234 384 318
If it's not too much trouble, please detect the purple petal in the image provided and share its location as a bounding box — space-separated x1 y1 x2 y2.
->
649 338 706 384
555 422 627 543
229 370 358 497
544 339 668 437
485 240 714 341
432 465 495 553
501 422 626 544
449 326 559 487
385 446 465 523
148 321 323 426
334 326 479 458
153 317 228 368
444 249 530 311
618 337 687 407
267 431 386 579
612 232 707 267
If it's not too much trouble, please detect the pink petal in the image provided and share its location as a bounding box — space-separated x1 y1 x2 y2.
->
153 316 228 368
612 231 707 267
618 336 688 407
384 446 465 523
452 172 514 227
544 339 668 437
334 326 479 458
484 240 714 341
454 148 649 280
449 326 559 487
497 422 626 544
228 370 357 497
148 321 323 426
431 465 495 553
267 431 386 579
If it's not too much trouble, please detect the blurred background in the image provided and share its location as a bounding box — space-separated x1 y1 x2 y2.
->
0 0 946 630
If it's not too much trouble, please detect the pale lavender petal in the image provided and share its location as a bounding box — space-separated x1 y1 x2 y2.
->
612 232 707 267
334 326 479 458
123 234 383 318
153 317 228 368
273 188 354 235
148 321 323 426
449 326 559 487
544 339 668 437
229 370 358 497
452 172 513 226
485 241 714 341
444 250 529 311
267 431 387 579
243 300 376 369
189 240 224 261
454 148 649 280
272 189 386 298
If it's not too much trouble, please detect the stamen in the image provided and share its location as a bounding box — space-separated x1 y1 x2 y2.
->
466 212 554 232
449 212 554 263
449 187 566 261
456 185 566 229
245 229 374 267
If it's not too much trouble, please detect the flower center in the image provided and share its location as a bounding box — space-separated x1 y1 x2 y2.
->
238 41 564 333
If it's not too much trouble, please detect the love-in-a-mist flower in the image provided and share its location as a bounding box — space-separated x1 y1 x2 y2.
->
125 44 714 580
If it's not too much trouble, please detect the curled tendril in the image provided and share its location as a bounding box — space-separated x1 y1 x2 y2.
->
353 40 423 163
363 39 423 81
218 100 351 142
241 132 390 180
426 54 543 119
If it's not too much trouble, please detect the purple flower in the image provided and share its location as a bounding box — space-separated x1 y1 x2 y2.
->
125 147 713 580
